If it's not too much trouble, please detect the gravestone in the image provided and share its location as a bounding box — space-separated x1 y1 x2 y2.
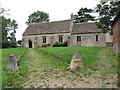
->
6 55 18 71
70 50 84 70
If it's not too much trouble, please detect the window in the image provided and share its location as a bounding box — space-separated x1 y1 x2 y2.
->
77 36 81 42
43 36 46 43
96 35 98 41
59 35 63 42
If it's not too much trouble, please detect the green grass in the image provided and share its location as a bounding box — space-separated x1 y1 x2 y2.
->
1 47 118 88
0 49 2 89
1 47 27 88
13 49 68 88
38 47 118 87
38 47 107 68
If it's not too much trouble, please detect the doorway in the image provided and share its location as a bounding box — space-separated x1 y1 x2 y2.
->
29 40 32 48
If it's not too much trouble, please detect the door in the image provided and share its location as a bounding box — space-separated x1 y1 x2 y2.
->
29 40 32 48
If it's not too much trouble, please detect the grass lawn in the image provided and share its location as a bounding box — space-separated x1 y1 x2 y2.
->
1 47 27 88
1 47 118 88
38 47 118 87
38 47 107 68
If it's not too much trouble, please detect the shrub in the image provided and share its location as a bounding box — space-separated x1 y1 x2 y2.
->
10 41 17 48
2 40 17 48
53 42 63 47
53 42 68 47
2 40 10 48
63 42 68 47
42 45 47 47
35 44 41 48
42 44 51 47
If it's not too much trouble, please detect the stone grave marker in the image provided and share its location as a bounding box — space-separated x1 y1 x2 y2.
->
6 55 18 71
70 50 84 70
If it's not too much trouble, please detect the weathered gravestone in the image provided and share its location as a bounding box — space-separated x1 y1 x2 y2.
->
6 55 18 71
70 50 84 70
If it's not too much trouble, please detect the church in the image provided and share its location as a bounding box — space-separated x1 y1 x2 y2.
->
22 19 106 48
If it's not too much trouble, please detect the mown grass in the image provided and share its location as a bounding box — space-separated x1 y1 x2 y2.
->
1 47 118 88
14 49 68 88
2 47 27 88
38 47 118 87
94 47 118 73
0 49 2 89
38 47 107 68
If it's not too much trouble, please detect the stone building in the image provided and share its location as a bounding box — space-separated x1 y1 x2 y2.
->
112 13 120 52
22 19 106 48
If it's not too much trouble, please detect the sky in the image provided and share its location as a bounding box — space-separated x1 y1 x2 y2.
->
1 0 100 40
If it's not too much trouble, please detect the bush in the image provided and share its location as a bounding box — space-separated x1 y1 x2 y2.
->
42 45 47 47
10 41 17 48
42 44 51 47
63 42 68 47
53 42 68 47
2 40 10 48
53 42 62 47
2 40 17 48
35 44 41 48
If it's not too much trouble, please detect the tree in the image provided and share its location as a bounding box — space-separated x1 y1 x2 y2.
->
8 20 18 41
26 11 50 25
0 4 9 16
1 16 9 41
74 8 95 23
1 16 10 48
95 1 120 34
1 16 18 48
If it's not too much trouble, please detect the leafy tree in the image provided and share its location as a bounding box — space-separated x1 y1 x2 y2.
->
26 11 50 25
1 16 18 48
0 6 11 48
74 8 95 23
1 16 9 41
8 20 18 41
95 1 120 34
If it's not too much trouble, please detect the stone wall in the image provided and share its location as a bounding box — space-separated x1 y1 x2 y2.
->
105 33 113 43
69 33 106 47
22 33 71 48
113 17 120 52
105 33 113 47
22 32 106 48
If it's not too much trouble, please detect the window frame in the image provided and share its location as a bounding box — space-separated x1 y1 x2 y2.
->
77 36 82 42
96 35 99 41
42 36 46 43
58 35 63 42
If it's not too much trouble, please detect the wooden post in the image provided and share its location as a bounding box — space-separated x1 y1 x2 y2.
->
6 55 18 71
70 50 84 70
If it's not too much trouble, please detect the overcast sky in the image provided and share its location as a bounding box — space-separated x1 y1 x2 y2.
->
1 0 100 40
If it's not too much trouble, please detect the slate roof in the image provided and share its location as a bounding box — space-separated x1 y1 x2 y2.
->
72 23 101 34
23 19 102 36
23 19 73 36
